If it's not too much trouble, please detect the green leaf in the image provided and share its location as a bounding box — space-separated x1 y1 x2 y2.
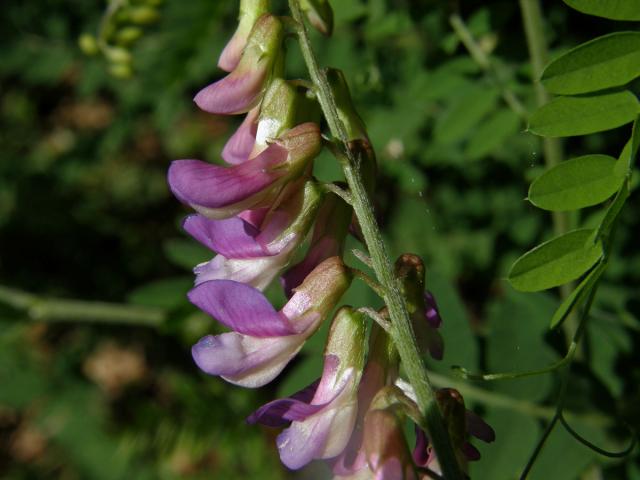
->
508 229 603 292
549 261 604 329
528 154 623 211
528 91 639 137
563 0 640 20
541 32 640 95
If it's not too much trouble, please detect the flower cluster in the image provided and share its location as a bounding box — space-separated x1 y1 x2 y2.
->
167 1 493 477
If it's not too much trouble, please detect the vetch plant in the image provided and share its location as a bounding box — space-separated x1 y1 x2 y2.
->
167 0 494 477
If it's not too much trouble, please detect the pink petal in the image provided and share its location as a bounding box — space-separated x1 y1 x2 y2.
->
222 107 259 164
246 379 322 427
423 291 442 328
218 30 246 73
193 66 267 115
194 250 290 290
192 332 305 388
167 143 288 217
183 214 267 259
188 280 294 336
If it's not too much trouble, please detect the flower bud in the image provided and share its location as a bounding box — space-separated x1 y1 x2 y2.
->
327 68 376 193
105 47 132 64
78 34 99 56
116 26 144 46
108 63 133 79
194 14 283 115
128 6 160 25
412 388 495 469
219 0 270 72
301 0 334 36
395 254 444 360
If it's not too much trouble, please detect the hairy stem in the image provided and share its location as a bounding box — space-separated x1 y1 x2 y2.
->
288 1 465 478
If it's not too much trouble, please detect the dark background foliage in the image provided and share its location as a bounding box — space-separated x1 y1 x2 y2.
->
0 0 638 478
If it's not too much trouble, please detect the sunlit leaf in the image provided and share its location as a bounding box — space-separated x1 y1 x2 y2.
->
542 32 640 94
508 229 603 291
563 0 640 20
528 154 623 211
528 91 639 137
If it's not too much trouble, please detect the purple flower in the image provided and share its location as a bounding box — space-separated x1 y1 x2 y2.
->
331 326 399 477
395 255 444 360
218 0 270 72
168 122 322 219
412 388 495 469
184 180 322 290
190 257 351 387
195 14 283 114
248 307 366 469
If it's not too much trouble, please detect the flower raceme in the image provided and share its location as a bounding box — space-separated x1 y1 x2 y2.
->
167 0 495 475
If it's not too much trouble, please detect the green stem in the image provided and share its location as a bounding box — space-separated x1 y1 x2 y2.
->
288 2 465 478
0 285 166 327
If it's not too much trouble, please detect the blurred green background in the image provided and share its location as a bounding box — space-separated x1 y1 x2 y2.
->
1 0 639 478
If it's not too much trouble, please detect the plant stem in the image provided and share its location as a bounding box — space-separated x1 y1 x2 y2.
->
0 285 166 327
288 2 465 478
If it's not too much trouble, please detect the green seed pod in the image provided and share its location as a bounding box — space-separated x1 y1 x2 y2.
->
116 26 144 46
128 6 160 25
108 63 133 79
105 47 132 64
78 33 99 56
